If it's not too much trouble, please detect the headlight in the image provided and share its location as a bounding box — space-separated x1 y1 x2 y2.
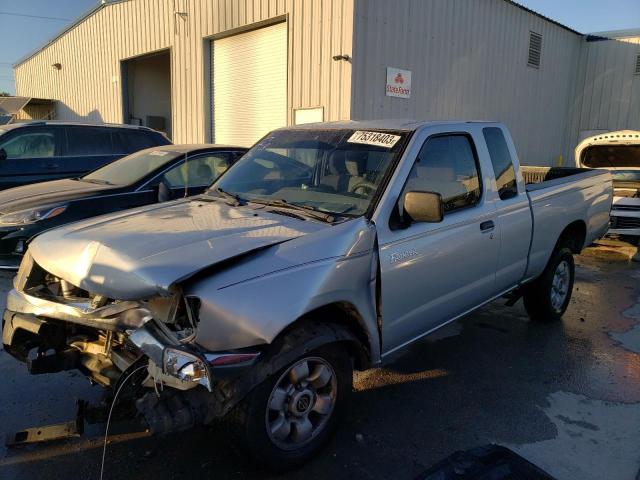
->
163 348 212 391
0 205 67 226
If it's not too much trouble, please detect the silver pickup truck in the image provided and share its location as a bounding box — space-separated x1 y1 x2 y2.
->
2 121 611 468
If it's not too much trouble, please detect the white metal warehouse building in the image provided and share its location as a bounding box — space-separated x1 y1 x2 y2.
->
13 0 640 165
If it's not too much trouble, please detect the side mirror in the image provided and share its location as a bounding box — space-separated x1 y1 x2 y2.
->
403 191 444 223
0 149 6 161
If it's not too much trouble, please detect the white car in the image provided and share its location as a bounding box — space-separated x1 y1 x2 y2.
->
576 130 640 239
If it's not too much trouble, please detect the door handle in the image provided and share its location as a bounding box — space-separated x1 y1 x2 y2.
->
480 220 495 232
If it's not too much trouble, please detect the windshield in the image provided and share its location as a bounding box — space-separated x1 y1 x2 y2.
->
210 129 409 217
83 148 183 185
582 145 640 169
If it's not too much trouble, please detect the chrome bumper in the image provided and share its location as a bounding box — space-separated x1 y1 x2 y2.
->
609 208 640 237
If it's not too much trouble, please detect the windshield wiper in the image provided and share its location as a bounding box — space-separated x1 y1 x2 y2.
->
249 198 335 223
211 187 246 206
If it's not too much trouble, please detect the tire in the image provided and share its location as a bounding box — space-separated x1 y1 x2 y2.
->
523 247 575 322
226 341 352 470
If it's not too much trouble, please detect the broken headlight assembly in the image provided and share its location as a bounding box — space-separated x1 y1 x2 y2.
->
0 205 68 226
163 347 212 391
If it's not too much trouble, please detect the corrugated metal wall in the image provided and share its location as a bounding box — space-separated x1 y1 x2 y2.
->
350 0 583 166
14 0 354 144
14 0 638 161
566 35 640 148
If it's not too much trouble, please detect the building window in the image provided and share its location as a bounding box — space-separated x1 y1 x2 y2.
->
635 53 640 75
528 31 543 69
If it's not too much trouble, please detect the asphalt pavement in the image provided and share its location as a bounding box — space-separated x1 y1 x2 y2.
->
0 240 639 480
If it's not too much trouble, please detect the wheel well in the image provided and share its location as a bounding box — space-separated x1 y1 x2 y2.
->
556 220 586 254
280 302 372 371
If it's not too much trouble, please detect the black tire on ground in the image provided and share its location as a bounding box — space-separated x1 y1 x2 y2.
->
226 341 353 471
523 247 575 322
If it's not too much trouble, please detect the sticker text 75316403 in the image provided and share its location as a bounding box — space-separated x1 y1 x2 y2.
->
347 131 402 149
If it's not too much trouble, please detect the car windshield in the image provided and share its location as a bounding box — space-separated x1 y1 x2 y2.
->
210 128 409 217
582 145 640 169
82 148 183 186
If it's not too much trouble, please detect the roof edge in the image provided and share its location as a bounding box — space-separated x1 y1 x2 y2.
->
504 1 582 36
588 28 640 39
14 0 587 70
13 1 129 69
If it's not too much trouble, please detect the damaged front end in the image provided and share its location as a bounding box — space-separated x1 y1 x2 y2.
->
3 252 261 433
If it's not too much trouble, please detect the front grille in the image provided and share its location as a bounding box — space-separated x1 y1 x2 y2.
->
610 216 640 229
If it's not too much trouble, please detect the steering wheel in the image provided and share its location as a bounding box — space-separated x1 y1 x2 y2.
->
349 180 377 197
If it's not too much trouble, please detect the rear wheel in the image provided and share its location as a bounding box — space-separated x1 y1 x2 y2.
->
227 342 352 470
523 247 575 322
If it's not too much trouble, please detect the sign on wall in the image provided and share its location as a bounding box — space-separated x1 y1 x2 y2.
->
385 67 412 99
294 107 324 125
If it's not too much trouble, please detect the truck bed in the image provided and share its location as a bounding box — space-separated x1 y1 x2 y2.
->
522 166 600 191
522 166 612 282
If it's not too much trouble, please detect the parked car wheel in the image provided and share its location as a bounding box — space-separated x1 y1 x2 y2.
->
227 341 352 470
523 247 575 322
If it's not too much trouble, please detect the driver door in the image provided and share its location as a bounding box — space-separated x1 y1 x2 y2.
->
377 133 500 355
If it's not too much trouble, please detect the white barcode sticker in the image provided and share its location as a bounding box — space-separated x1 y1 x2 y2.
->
347 131 401 148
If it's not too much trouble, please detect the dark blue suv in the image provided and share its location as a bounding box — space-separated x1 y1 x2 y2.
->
0 121 170 190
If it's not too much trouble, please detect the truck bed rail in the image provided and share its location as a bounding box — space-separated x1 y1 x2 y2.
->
522 166 591 185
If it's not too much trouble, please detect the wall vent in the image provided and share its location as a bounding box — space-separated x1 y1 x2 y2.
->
635 53 640 75
528 32 542 68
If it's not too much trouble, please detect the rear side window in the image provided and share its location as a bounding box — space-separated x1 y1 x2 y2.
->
404 135 481 214
66 127 113 156
483 127 518 200
0 129 56 158
115 130 163 154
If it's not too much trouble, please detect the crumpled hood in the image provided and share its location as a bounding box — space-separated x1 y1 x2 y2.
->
28 197 326 300
0 179 116 213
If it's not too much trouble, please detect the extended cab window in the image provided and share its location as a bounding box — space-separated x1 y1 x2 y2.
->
66 127 113 155
0 129 56 158
404 134 481 214
483 127 518 200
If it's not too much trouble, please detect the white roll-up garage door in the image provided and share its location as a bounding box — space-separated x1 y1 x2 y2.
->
211 22 287 147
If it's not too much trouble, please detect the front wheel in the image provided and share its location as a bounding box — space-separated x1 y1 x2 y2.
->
523 247 575 322
227 343 352 470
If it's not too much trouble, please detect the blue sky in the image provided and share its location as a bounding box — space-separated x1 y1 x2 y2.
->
0 0 639 94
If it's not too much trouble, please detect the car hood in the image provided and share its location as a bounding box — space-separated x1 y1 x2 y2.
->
0 179 117 213
28 197 327 300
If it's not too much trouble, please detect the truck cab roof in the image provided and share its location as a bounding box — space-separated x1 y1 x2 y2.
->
279 119 502 133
